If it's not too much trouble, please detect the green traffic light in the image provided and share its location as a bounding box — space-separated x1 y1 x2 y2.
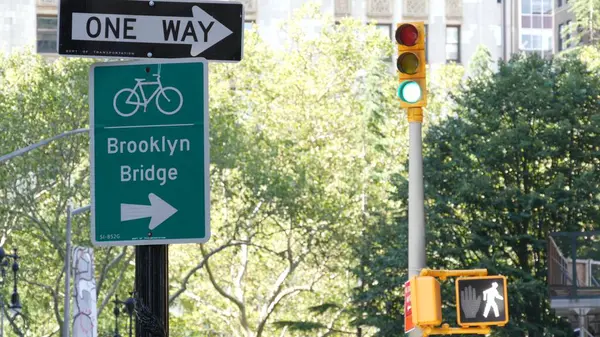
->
397 81 422 103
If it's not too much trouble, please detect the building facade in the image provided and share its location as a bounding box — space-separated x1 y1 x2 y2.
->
555 0 575 52
0 0 589 66
234 0 570 68
245 0 508 70
36 0 58 55
0 0 36 55
0 0 520 70
516 0 555 56
229 0 547 70
554 0 588 52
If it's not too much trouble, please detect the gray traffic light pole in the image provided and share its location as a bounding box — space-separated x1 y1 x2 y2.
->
408 108 426 337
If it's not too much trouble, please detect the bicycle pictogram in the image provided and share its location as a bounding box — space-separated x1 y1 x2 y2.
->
113 65 183 117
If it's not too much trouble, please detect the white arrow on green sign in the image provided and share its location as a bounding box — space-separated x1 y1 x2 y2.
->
89 58 210 246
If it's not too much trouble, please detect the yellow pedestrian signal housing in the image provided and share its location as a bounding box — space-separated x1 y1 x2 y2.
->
410 276 442 327
395 22 427 108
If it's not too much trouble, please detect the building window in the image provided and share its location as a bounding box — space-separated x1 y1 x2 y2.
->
522 0 553 15
37 16 57 54
445 25 460 63
375 24 392 62
522 0 531 14
521 34 543 49
565 20 572 48
375 23 392 41
532 0 542 14
543 0 552 13
520 0 554 54
244 20 255 30
557 0 562 7
558 21 573 50
558 23 564 51
544 35 552 52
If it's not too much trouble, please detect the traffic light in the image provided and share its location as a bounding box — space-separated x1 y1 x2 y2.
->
455 276 509 327
410 276 442 326
395 22 427 108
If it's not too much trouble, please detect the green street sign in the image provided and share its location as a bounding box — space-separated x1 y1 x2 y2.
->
90 59 210 246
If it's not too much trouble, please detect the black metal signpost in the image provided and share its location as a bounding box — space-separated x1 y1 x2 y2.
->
60 1 243 336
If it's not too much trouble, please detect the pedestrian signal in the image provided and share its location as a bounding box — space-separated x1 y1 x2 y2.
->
410 276 442 327
395 22 427 108
455 276 509 327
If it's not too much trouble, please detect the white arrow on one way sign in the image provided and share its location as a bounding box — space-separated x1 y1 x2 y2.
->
71 5 233 56
121 193 178 230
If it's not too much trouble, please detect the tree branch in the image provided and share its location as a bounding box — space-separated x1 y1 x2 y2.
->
319 306 351 337
256 285 313 337
39 327 60 337
169 241 248 303
247 243 287 259
97 251 134 316
2 207 57 252
26 279 62 330
270 285 312 315
234 238 249 305
201 245 251 336
96 246 126 296
255 225 312 337
184 291 237 319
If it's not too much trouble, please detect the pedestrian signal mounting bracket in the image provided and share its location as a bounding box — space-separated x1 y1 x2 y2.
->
419 268 488 281
420 324 491 336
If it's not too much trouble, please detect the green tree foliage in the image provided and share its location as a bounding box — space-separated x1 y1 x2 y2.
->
424 52 600 336
353 53 600 336
1 7 406 334
560 44 600 72
165 5 407 337
468 45 493 81
426 62 465 126
0 51 135 336
570 0 600 44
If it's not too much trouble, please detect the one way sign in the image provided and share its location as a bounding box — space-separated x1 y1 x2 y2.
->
58 0 244 62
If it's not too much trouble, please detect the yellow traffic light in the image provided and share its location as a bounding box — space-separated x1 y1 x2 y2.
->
410 276 442 327
395 22 427 108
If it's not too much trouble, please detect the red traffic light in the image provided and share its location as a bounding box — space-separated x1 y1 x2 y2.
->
396 24 419 46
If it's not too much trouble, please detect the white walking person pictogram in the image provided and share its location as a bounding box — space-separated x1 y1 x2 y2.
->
482 282 503 318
